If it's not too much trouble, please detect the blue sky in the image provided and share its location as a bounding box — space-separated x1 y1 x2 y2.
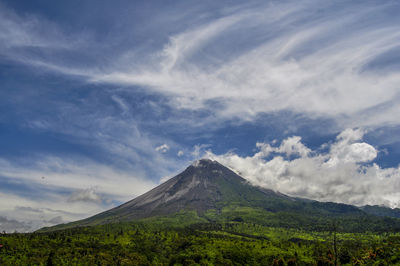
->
1 0 400 232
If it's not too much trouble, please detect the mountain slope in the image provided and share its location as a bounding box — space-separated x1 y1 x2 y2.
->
74 159 296 225
360 205 400 218
40 159 400 232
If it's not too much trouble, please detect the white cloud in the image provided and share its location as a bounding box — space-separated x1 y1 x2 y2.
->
0 3 91 77
0 156 156 202
0 216 32 233
155 144 170 153
177 150 184 157
68 188 103 203
160 14 245 72
1 1 400 129
276 136 311 158
253 136 310 159
208 128 400 208
0 4 72 50
326 128 378 166
191 144 211 158
90 2 400 129
0 191 87 232
111 95 129 114
0 155 157 232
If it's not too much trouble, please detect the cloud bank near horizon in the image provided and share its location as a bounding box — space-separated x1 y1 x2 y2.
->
0 155 158 232
208 128 400 208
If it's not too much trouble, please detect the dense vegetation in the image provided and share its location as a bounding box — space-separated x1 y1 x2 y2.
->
2 219 400 265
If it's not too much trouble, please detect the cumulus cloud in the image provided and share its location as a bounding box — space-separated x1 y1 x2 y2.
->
0 216 32 233
254 136 311 159
208 128 400 208
326 128 378 166
68 188 103 203
177 150 184 157
155 144 170 153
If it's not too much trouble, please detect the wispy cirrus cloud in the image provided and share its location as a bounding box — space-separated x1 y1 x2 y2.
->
90 1 400 129
2 1 400 129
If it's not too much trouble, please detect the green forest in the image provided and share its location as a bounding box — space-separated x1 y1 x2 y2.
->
1 219 400 265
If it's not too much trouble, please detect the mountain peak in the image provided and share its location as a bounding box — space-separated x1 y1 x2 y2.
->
42 160 385 232
73 159 264 225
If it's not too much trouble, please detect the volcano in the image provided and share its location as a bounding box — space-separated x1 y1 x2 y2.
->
41 159 400 232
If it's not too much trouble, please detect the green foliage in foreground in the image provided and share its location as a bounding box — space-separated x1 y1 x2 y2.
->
2 221 400 265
